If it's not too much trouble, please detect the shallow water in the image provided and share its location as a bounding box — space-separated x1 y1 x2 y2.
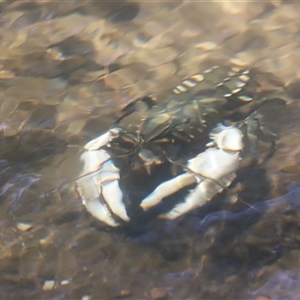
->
1 1 300 299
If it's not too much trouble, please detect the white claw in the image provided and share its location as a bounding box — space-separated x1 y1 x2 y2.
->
144 126 243 220
79 150 111 176
140 173 197 210
84 198 120 227
77 173 119 227
77 132 130 226
98 160 120 181
160 180 221 219
101 180 130 222
187 148 240 181
99 161 130 222
84 129 119 151
77 173 101 203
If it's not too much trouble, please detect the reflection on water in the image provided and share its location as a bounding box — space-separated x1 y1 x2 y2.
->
1 0 300 299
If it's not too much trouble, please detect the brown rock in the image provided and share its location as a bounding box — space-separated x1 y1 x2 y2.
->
120 290 131 297
150 287 167 300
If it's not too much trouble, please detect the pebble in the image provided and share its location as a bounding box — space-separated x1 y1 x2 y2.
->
120 290 131 297
150 287 167 299
43 280 55 291
17 222 32 231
